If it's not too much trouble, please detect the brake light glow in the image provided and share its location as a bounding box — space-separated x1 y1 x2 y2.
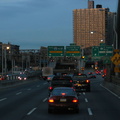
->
72 98 78 103
49 87 53 90
86 80 90 83
48 99 54 103
70 80 73 82
78 73 81 75
61 93 66 96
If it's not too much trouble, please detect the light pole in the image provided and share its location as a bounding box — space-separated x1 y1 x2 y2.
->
2 46 10 75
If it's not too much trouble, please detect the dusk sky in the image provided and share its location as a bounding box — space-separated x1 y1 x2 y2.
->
0 0 118 49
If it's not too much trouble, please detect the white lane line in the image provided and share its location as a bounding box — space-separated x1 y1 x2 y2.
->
85 98 88 102
0 98 7 102
88 108 93 115
83 92 86 95
43 82 47 85
100 84 120 99
43 98 47 102
16 92 22 95
27 108 37 115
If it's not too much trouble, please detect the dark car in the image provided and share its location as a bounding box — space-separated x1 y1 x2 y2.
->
89 74 96 78
48 87 79 113
73 73 91 92
17 74 27 80
48 76 74 94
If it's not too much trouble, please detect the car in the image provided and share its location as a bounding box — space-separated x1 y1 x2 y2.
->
47 75 55 82
102 74 106 78
73 73 91 92
48 87 79 113
89 74 96 78
95 70 101 75
48 75 74 95
88 72 93 75
0 75 5 80
17 74 27 80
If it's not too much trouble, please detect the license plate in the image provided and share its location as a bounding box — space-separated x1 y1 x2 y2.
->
60 99 66 102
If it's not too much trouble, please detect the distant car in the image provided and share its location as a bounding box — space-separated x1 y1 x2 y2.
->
95 70 101 75
88 72 93 75
73 73 91 92
89 74 96 78
0 75 5 80
48 87 79 113
18 74 27 80
48 75 74 95
102 74 106 78
47 75 55 82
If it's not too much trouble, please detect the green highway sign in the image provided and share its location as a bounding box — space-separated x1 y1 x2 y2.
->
48 46 64 57
92 46 99 57
66 46 81 57
92 45 113 57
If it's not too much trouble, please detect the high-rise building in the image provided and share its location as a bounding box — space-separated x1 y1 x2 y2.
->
73 0 113 49
88 0 94 9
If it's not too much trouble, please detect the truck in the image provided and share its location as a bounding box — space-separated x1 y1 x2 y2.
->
42 67 53 80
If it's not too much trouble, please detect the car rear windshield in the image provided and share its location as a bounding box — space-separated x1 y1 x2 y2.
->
52 76 72 81
52 89 75 96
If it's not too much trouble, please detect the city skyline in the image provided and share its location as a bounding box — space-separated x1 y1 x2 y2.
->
0 0 118 49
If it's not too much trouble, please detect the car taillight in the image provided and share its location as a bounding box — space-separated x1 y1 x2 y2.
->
48 99 54 103
86 80 90 83
70 80 73 82
49 86 53 90
61 93 66 96
47 77 51 80
72 98 78 103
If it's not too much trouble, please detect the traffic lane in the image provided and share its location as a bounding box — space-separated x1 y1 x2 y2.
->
84 78 120 120
22 92 95 120
0 79 45 98
0 81 48 120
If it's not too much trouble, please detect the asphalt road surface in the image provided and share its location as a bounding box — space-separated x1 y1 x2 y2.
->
0 74 120 120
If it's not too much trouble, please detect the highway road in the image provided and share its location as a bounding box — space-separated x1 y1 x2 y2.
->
0 74 120 120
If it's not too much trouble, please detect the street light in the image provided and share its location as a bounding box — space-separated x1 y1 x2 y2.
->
90 31 106 46
2 46 10 75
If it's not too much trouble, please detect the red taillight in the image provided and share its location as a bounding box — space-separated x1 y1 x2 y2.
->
61 93 66 96
86 80 90 83
48 99 54 103
70 80 73 82
78 73 81 75
72 98 78 103
49 87 53 90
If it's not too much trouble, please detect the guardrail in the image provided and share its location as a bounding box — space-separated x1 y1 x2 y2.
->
0 71 41 88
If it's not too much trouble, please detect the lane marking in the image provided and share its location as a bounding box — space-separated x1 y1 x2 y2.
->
88 108 93 115
16 92 22 95
83 92 86 95
27 108 37 115
43 82 47 85
100 84 120 99
85 98 88 102
43 98 47 102
0 98 7 102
